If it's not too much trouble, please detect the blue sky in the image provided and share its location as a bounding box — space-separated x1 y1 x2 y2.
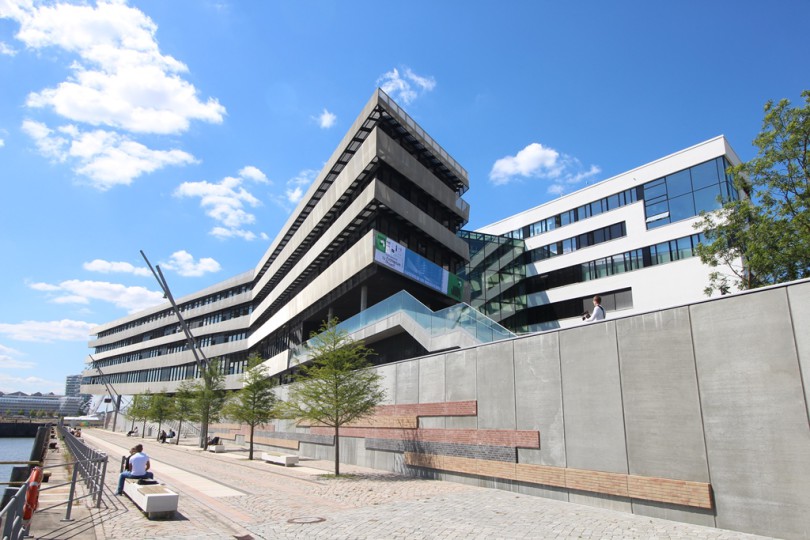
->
0 0 807 394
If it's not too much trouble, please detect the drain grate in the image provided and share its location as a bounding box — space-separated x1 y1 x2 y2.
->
287 516 326 524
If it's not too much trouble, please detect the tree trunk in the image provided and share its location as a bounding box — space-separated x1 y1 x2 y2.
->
141 419 146 438
249 424 254 460
176 420 183 445
334 425 340 476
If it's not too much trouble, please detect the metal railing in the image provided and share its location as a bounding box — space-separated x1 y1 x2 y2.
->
0 482 29 540
57 426 108 516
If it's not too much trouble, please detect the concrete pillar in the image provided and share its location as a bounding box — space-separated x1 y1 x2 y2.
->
360 285 368 311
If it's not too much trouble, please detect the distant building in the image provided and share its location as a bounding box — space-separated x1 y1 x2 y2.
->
65 374 92 414
0 391 83 417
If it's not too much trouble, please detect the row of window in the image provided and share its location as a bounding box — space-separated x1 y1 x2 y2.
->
509 288 634 331
95 304 252 354
505 187 638 240
85 355 249 387
91 330 249 369
527 222 626 263
97 284 252 339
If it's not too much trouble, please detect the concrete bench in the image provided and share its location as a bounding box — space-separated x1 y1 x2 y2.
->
123 479 179 519
207 444 226 453
261 452 299 466
166 437 176 444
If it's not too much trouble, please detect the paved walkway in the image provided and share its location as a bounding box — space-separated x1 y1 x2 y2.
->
28 428 774 539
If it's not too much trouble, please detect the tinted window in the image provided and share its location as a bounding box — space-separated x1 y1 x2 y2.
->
690 159 720 190
666 169 692 198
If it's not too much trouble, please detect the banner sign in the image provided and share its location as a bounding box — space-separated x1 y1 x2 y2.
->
374 232 463 301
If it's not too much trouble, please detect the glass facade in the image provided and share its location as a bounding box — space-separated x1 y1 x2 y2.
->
643 157 737 229
457 230 526 321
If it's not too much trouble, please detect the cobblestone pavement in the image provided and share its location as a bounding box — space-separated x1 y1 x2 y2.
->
75 429 773 540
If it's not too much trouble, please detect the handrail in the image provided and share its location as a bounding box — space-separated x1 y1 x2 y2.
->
0 481 29 539
290 290 515 365
58 426 108 515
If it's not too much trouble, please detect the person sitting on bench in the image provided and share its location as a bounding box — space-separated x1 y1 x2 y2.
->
116 444 153 495
207 436 220 447
126 426 138 437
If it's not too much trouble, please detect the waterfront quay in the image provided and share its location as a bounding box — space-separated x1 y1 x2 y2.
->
25 428 773 540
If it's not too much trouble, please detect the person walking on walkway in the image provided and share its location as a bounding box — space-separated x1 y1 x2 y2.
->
116 444 153 495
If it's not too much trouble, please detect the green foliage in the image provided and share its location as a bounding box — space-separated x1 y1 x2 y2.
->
172 382 197 445
222 354 277 460
277 318 385 475
147 389 175 437
695 90 810 294
180 359 227 447
128 391 151 438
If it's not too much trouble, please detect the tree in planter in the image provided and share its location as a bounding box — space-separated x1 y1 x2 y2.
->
695 90 810 294
222 354 277 460
128 392 151 438
277 318 386 476
147 390 174 442
181 359 227 448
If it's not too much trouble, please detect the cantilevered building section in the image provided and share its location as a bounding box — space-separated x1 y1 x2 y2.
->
82 89 475 395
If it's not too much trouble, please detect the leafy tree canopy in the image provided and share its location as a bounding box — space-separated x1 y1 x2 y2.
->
277 318 386 475
222 353 277 460
695 90 810 294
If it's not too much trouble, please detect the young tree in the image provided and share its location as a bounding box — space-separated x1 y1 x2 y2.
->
128 392 151 438
147 390 175 441
172 382 196 445
182 359 227 448
695 90 810 294
277 318 386 476
222 354 277 460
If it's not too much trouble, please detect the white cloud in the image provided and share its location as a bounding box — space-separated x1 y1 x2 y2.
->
377 67 436 104
4 0 223 187
160 250 221 277
29 279 164 313
0 344 35 372
22 120 197 189
0 138 4 147
0 41 15 55
316 108 336 129
8 0 225 134
83 259 151 276
0 344 23 357
270 169 316 211
0 319 95 342
489 142 601 194
238 165 269 184
175 169 267 241
0 373 65 394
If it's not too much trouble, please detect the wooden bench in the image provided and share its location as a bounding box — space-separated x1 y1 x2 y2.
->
261 452 299 466
122 479 179 519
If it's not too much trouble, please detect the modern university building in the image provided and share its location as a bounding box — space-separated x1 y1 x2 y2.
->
81 89 741 395
79 91 810 540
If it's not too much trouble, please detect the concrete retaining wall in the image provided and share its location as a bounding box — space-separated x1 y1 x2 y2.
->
263 279 810 539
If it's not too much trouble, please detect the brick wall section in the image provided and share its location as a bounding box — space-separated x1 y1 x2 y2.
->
298 416 418 429
374 400 477 417
627 475 713 509
565 468 629 498
367 439 517 462
405 452 713 509
311 427 539 448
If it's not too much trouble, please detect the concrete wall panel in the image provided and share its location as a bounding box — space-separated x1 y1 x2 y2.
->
559 322 628 474
475 340 516 430
616 307 710 482
787 281 810 421
691 288 810 539
395 360 419 404
419 354 447 428
445 349 477 429
514 332 565 467
376 363 397 405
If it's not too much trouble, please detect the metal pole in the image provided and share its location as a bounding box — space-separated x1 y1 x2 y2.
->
62 464 78 522
112 395 121 434
96 454 108 508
